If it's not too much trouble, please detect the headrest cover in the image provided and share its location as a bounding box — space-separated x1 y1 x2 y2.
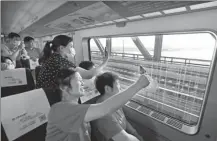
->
1 68 27 87
1 88 50 141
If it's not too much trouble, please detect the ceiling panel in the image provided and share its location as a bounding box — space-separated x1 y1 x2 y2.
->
1 1 67 34
44 2 122 31
105 1 207 17
20 1 97 37
1 1 214 37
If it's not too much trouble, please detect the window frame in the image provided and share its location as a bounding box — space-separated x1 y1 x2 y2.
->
86 30 217 134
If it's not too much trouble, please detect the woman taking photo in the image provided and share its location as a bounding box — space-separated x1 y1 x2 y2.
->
45 67 151 141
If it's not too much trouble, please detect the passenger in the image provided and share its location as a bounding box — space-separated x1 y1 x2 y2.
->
38 44 52 65
78 61 97 104
79 61 96 89
36 35 108 89
79 61 95 70
1 32 26 62
45 67 150 141
24 36 41 61
1 56 15 70
91 72 144 141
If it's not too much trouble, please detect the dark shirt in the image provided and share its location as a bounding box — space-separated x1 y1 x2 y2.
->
36 53 76 89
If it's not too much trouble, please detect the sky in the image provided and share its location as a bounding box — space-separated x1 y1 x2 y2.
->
90 33 216 60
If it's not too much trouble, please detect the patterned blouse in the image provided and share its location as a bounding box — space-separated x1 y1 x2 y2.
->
36 53 76 89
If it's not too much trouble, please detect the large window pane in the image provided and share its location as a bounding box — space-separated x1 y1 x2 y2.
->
112 37 141 54
138 36 155 56
88 32 216 134
162 33 215 61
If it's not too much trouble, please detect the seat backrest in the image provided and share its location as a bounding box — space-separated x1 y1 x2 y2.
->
1 68 35 97
1 88 50 141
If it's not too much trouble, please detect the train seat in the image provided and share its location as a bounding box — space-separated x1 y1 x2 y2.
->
1 88 62 141
1 68 35 97
1 88 50 141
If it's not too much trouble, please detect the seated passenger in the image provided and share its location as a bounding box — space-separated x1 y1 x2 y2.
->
79 61 95 70
78 61 97 104
79 61 96 89
45 67 150 141
24 36 41 61
1 32 26 63
1 56 15 70
91 72 144 141
36 35 108 89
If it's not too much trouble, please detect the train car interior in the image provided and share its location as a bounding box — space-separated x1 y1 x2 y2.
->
1 1 217 141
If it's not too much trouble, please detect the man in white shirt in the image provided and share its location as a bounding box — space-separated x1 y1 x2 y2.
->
1 32 26 67
24 36 41 61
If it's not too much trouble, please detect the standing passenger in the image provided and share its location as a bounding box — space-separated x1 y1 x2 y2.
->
36 35 108 89
24 36 41 61
1 32 26 67
45 67 150 141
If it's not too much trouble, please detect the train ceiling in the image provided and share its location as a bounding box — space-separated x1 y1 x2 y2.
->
1 1 217 37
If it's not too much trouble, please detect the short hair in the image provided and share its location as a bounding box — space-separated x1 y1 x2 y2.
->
1 56 13 63
56 68 77 88
24 36 34 43
8 32 20 39
79 61 94 70
95 72 119 95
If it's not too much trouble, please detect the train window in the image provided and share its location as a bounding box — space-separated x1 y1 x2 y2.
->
111 37 142 59
90 39 101 52
161 33 215 66
89 31 216 134
134 32 216 134
138 36 155 56
99 38 106 48
89 38 106 63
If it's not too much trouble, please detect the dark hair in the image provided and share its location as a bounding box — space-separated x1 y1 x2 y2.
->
42 35 72 62
56 68 77 88
95 72 119 95
45 68 76 105
24 36 34 43
79 61 94 70
1 56 13 63
8 32 20 39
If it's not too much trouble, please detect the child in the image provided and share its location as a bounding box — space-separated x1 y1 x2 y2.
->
1 56 15 70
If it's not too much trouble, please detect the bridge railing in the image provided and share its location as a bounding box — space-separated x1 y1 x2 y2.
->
91 51 211 67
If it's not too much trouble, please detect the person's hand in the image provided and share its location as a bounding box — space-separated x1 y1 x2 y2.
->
21 55 30 60
136 74 150 88
139 66 158 93
136 66 150 88
18 41 25 51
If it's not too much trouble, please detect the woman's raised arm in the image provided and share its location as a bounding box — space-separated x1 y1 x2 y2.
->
84 74 150 122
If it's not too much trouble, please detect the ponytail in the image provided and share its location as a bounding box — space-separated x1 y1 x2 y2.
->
40 35 73 63
41 41 53 63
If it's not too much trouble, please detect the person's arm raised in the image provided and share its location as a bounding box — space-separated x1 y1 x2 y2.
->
76 50 109 79
84 73 150 122
10 42 25 61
